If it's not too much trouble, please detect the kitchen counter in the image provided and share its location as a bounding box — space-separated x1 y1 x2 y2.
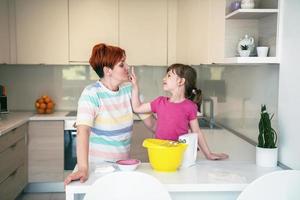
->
66 162 281 200
29 111 72 120
0 111 73 136
66 128 282 200
0 112 32 136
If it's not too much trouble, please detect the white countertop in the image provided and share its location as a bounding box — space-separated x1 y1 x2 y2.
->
0 111 74 136
0 112 33 136
66 128 282 197
66 162 281 195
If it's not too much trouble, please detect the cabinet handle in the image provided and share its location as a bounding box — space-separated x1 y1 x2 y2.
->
11 128 17 133
10 143 17 149
9 169 17 177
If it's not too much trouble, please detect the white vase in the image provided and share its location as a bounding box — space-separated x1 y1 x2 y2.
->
256 146 278 167
241 0 255 9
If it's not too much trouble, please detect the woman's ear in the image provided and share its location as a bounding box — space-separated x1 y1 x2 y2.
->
103 66 112 76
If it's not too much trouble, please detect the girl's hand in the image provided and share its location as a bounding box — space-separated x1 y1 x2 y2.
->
64 169 89 185
129 66 138 87
206 152 229 160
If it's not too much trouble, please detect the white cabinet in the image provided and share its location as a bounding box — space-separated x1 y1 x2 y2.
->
222 0 280 64
176 0 225 65
119 0 168 66
0 0 10 64
15 0 68 64
69 0 119 63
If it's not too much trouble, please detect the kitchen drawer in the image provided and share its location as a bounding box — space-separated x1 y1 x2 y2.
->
0 138 26 184
0 123 27 153
0 164 27 200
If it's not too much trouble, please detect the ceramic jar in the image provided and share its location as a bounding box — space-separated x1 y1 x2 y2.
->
241 0 255 9
237 34 255 57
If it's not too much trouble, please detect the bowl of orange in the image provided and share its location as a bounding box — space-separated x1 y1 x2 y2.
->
35 95 55 114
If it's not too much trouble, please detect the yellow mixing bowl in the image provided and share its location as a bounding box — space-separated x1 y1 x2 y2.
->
143 138 187 172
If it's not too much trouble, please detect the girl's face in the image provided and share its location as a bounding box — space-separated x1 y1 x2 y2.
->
163 70 182 92
111 56 130 83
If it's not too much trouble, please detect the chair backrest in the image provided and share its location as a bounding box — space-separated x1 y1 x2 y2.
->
237 170 300 200
83 171 172 200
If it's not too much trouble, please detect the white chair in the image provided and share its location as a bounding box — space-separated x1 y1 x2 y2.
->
83 171 172 200
237 170 300 200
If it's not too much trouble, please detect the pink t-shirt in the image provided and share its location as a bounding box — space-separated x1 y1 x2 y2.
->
150 96 197 141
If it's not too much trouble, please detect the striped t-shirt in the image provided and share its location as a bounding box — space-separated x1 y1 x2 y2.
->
76 81 135 164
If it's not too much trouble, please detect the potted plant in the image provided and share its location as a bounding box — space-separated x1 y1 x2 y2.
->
239 44 251 57
256 105 278 167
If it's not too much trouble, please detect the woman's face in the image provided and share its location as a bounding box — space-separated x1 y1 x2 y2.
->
111 56 130 83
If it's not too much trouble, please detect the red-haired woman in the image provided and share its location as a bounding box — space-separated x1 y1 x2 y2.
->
64 43 155 184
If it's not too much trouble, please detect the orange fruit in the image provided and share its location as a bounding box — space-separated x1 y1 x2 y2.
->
45 98 50 103
40 103 46 109
38 98 44 103
35 102 40 108
47 102 54 109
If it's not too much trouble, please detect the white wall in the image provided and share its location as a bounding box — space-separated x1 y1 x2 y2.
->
278 0 300 169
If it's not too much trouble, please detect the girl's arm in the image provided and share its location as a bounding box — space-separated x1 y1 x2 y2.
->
64 125 90 185
189 119 229 160
130 67 152 113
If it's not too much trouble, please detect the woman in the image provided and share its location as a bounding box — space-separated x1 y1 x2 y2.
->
64 43 155 184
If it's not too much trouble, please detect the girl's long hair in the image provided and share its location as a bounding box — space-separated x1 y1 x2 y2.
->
167 63 202 111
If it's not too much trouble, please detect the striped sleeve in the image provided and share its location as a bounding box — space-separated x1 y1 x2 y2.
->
76 87 100 127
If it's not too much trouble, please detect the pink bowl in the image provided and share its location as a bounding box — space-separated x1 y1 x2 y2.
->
116 159 141 171
116 159 140 165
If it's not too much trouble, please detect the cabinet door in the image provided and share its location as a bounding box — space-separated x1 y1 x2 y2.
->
130 121 154 162
119 0 168 65
15 0 68 64
176 0 225 65
209 0 225 63
0 0 9 64
28 121 64 182
176 0 211 65
69 0 119 63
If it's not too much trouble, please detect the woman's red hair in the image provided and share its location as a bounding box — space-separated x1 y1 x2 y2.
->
89 43 125 78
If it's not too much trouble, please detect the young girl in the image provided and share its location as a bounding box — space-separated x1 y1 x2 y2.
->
131 63 228 160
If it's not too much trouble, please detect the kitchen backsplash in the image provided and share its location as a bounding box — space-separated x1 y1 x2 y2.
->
0 65 168 111
0 64 279 142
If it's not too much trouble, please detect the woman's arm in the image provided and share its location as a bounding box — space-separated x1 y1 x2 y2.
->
189 119 229 160
64 125 90 185
130 67 152 113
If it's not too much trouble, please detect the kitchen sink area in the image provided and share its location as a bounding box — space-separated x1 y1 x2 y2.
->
198 118 221 129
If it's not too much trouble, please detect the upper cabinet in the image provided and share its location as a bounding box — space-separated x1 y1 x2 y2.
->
222 0 280 64
119 0 168 66
69 0 118 63
176 0 225 65
0 0 10 64
15 0 68 64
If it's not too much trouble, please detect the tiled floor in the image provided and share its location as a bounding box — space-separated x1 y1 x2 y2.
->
16 192 65 200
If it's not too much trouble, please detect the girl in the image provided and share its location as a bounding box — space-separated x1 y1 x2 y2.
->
131 63 228 160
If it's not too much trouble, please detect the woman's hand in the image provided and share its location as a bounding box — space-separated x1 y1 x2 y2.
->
129 67 138 88
64 169 89 185
206 152 229 160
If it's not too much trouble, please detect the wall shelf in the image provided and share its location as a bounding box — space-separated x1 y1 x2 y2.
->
220 57 279 64
226 9 278 19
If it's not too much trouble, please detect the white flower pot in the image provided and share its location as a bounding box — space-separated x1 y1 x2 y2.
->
256 146 278 167
239 50 251 57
